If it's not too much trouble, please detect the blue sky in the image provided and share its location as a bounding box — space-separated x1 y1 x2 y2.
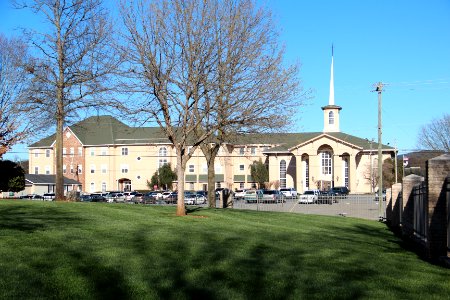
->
2 0 450 161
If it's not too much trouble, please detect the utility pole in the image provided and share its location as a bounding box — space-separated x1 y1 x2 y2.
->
375 82 384 221
394 140 398 184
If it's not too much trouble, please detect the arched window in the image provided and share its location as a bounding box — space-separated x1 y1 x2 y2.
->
280 160 287 188
305 158 310 188
329 111 334 125
159 147 167 157
343 158 349 187
321 151 332 175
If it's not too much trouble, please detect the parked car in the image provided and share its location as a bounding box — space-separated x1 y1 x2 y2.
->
261 190 285 203
131 193 144 204
105 192 125 203
143 192 157 204
184 192 198 205
43 193 55 201
89 193 107 202
374 190 386 201
298 190 320 204
234 189 247 200
194 192 207 204
123 191 137 201
244 190 263 203
79 194 92 202
165 192 177 204
20 194 43 200
328 186 350 196
161 191 174 199
280 188 298 199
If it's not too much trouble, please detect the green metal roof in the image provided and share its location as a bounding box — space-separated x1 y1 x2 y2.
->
29 116 394 151
30 116 169 147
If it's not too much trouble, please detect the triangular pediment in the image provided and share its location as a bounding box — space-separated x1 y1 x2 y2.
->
289 133 364 152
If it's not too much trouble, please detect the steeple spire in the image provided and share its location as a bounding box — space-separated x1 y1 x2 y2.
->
322 44 342 133
329 44 334 105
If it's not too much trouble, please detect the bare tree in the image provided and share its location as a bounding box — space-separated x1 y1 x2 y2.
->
16 0 123 200
120 0 223 215
0 34 35 158
417 113 450 152
191 0 306 206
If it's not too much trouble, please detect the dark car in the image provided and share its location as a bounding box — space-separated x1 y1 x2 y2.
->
328 186 350 196
90 194 106 202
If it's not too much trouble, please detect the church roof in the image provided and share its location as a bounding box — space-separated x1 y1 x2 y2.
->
29 116 394 151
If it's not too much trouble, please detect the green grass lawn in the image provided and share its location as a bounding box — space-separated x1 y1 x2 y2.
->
0 200 449 300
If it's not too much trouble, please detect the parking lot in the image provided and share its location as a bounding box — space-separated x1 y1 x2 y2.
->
229 195 386 220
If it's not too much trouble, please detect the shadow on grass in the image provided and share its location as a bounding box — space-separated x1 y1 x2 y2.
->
0 203 85 233
1 204 448 299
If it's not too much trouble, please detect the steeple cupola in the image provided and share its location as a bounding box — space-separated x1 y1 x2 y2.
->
322 45 342 133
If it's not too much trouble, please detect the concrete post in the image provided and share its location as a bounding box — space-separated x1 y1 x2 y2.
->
388 183 402 229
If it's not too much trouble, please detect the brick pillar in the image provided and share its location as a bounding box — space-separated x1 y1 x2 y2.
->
387 183 402 229
426 154 450 260
402 174 424 237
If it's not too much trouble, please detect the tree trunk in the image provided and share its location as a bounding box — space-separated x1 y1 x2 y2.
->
55 115 64 201
201 143 220 208
176 151 186 216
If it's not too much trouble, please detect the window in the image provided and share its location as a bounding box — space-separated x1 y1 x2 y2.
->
63 165 67 174
90 165 95 174
77 165 82 174
34 166 39 174
202 164 207 173
280 160 287 189
159 159 168 168
78 147 82 156
250 147 256 155
321 151 332 175
101 164 107 174
63 148 66 156
344 158 349 188
189 165 194 173
45 166 50 175
122 148 128 156
189 182 194 190
70 165 74 174
305 159 310 188
90 149 95 156
239 182 245 189
34 150 39 158
46 149 50 158
121 164 129 173
101 147 107 156
329 111 334 125
101 182 107 192
159 147 167 157
70 147 74 157
239 164 245 171
216 182 221 189
239 148 245 155
90 182 95 193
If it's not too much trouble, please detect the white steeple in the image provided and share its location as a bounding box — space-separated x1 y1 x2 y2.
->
322 44 342 133
329 45 335 105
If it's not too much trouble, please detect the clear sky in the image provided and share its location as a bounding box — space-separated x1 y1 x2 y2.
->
1 0 450 161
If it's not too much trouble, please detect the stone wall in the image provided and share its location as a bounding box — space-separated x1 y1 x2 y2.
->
426 154 450 260
385 154 450 264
